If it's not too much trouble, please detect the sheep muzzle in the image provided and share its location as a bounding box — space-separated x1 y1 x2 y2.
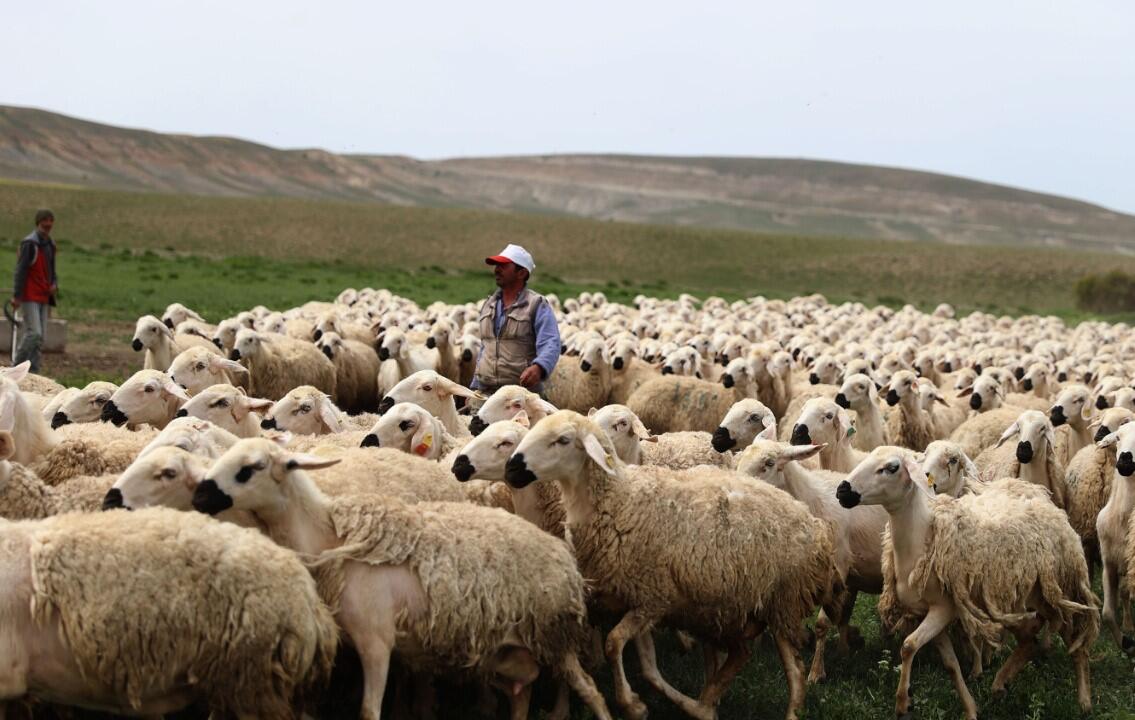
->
469 415 488 436
711 427 735 452
836 481 861 508
1016 441 1034 464
192 480 233 515
176 408 189 418
809 373 821 385
1096 395 1110 410
969 394 983 411
834 393 850 409
131 339 144 352
1117 452 1135 477
377 397 395 415
613 357 624 370
721 373 734 389
51 411 71 429
886 389 901 407
790 424 812 446
504 454 537 488
100 401 129 427
1050 407 1067 427
101 488 125 511
360 433 380 448
451 454 475 482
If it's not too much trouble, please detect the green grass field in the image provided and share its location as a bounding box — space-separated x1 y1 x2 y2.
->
3 179 1135 718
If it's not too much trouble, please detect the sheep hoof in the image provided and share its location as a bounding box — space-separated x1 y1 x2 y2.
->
1121 635 1135 657
621 696 649 720
991 686 1007 701
897 712 914 720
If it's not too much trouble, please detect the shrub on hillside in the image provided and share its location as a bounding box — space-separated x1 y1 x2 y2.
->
1075 271 1135 313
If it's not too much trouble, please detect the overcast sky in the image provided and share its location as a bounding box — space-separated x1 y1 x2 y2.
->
8 1 1135 212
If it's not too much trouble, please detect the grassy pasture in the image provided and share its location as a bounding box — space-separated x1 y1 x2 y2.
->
1 179 1135 718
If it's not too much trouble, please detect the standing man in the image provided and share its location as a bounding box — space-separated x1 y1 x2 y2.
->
472 244 560 395
12 209 58 373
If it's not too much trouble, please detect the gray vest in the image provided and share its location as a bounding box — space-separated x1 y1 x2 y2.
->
474 288 546 389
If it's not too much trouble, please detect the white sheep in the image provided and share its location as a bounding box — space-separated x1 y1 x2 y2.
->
193 437 613 720
838 450 1097 719
921 440 982 497
167 345 249 396
469 385 558 437
711 398 778 454
974 409 1067 507
1049 384 1095 466
457 332 483 389
835 373 889 451
0 433 115 518
361 402 462 461
788 397 865 472
880 370 936 452
590 404 731 470
260 385 345 436
231 327 337 401
1064 407 1135 572
376 326 440 378
424 317 462 382
100 369 190 430
160 301 207 329
545 336 613 414
131 314 220 372
177 383 273 438
316 330 381 413
379 370 480 436
626 374 747 434
1094 424 1135 653
45 381 117 429
30 422 159 486
949 406 1022 459
0 362 57 464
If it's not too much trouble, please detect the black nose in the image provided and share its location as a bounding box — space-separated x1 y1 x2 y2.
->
378 347 390 361
229 350 241 361
100 400 128 427
51 411 71 429
101 487 124 511
212 337 223 349
321 345 334 360
260 417 277 430
505 453 537 488
792 349 801 360
451 454 475 482
711 427 735 452
1050 407 1067 427
809 373 821 385
969 394 983 410
580 360 592 373
462 349 473 362
886 389 900 407
1016 441 1034 464
1095 425 1111 443
721 373 734 389
834 393 850 409
313 329 323 342
163 318 175 329
1097 395 1110 410
1022 378 1033 392
1057 372 1067 382
175 408 188 418
613 357 624 371
469 415 488 436
790 424 811 445
377 397 395 415
425 336 437 349
662 366 674 375
836 481 861 508
360 433 380 448
974 363 983 374
943 362 953 373
131 338 143 352
1014 367 1025 381
1118 452 1135 477
192 479 233 515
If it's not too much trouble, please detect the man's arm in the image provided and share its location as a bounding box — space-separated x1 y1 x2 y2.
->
530 301 561 379
12 240 34 304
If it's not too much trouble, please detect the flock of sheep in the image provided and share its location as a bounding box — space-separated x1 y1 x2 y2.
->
2 289 1135 720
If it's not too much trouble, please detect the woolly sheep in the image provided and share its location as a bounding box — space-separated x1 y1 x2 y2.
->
1065 408 1134 572
505 411 837 720
100 369 190 430
160 301 206 329
626 375 747 434
789 397 865 472
956 373 1008 414
0 433 115 518
974 409 1067 507
838 451 1097 718
361 402 462 461
231 328 337 401
136 416 241 460
30 422 159 486
378 370 480 436
608 351 660 405
261 385 345 436
545 337 613 414
469 385 558 436
312 310 373 345
0 363 57 464
921 440 981 497
949 406 1022 459
193 438 613 720
168 345 250 396
711 398 778 454
1049 384 1095 466
376 326 441 378
1094 424 1135 652
131 314 220 372
41 387 77 424
457 333 482 389
590 404 731 470
880 371 936 452
424 317 462 382
177 383 272 438
316 330 381 413
17 372 66 399
46 381 117 429
835 373 888 450
0 507 337 715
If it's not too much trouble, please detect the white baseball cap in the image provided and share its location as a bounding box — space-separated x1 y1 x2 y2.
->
485 244 535 273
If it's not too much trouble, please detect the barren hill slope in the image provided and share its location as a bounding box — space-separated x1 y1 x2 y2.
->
3 105 1133 251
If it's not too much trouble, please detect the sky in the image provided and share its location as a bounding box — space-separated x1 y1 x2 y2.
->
7 1 1135 212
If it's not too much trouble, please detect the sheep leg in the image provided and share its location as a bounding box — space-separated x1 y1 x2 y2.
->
1101 562 1125 648
634 630 714 720
807 609 832 684
932 633 977 720
546 679 571 720
605 609 652 720
506 683 532 720
837 588 862 651
354 634 394 720
991 616 1043 696
773 633 806 720
559 650 615 720
697 638 753 708
701 643 721 684
895 604 955 719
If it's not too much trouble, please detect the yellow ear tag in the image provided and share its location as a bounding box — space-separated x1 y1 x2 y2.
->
926 473 936 489
413 433 434 457
605 453 615 469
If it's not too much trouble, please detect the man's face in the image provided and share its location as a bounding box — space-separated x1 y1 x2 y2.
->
494 261 524 287
37 218 53 235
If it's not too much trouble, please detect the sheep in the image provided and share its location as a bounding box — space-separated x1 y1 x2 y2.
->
260 385 345 436
100 368 190 430
711 398 778 454
231 327 337 401
177 383 273 438
193 437 613 720
973 409 1067 507
452 413 565 538
0 506 338 716
505 410 838 720
131 314 220 372
379 370 480 436
837 451 1098 719
918 383 968 439
17 372 65 401
312 310 374 345
1094 424 1135 653
0 432 115 518
211 316 246 353
921 441 982 498
160 301 206 329
544 337 613 414
30 422 159 486
880 370 936 452
469 385 558 436
956 373 1009 414
626 374 747 434
0 362 57 464
168 345 250 396
376 326 440 378
590 404 731 470
361 402 463 462
788 397 865 472
834 373 889 451
608 353 660 405
316 330 382 413
949 406 1022 459
424 317 462 382
45 381 117 429
778 383 838 442
457 332 483 389
136 415 241 460
1049 384 1095 466
1065 407 1134 573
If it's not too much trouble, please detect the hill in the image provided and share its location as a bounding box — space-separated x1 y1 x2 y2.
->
3 105 1134 251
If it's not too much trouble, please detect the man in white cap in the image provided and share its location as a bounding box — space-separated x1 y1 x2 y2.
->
472 244 560 394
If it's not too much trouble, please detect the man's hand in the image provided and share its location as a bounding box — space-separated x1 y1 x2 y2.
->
518 364 543 388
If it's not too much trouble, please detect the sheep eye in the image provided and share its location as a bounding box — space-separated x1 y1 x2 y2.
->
95 397 107 405
748 414 760 423
160 468 178 480
422 385 433 392
213 399 230 408
195 363 206 371
556 436 571 445
144 386 155 393
298 405 311 414
398 420 414 432
497 440 513 448
825 413 833 420
764 459 775 468
885 461 900 474
948 457 958 465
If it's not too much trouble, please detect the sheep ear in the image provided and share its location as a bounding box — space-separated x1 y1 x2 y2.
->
0 430 14 460
1044 423 1055 449
582 433 617 476
530 397 558 416
1087 416 1102 431
1097 431 1120 449
435 376 479 400
161 379 190 403
779 443 824 466
511 410 530 428
410 416 438 457
587 407 598 418
2 361 30 384
284 453 342 471
318 396 344 434
902 455 933 496
957 387 973 398
756 424 777 442
835 408 853 440
995 422 1020 448
629 414 653 441
934 393 949 406
209 355 248 377
266 431 293 447
235 396 273 422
